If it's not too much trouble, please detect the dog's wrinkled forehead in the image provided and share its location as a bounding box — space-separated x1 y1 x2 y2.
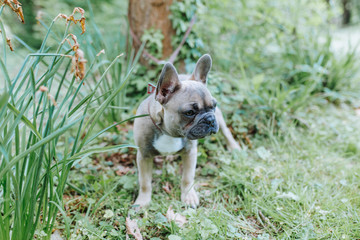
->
171 80 214 108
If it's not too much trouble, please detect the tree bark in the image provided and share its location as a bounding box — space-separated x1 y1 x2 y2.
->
21 0 41 47
342 0 351 25
128 0 175 64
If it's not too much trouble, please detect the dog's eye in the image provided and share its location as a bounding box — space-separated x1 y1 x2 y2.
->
185 110 195 116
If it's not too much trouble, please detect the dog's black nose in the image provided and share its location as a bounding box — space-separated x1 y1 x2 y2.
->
204 114 216 127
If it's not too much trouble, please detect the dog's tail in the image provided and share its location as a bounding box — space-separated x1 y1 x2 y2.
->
215 108 241 150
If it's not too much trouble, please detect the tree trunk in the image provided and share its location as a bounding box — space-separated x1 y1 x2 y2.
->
128 0 175 64
20 0 41 47
342 0 351 25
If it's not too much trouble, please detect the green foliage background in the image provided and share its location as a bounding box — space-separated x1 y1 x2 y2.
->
1 0 360 239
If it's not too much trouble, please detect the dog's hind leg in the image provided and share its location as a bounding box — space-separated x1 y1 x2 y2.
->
215 107 241 150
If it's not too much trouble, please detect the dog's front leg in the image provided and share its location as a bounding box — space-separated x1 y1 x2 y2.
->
181 140 199 208
134 152 153 207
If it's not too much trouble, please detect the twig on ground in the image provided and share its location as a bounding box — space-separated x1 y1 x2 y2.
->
258 210 278 233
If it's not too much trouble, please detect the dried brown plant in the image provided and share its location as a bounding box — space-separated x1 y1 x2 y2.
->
1 0 25 23
1 0 25 51
6 37 13 51
55 7 86 34
64 34 87 80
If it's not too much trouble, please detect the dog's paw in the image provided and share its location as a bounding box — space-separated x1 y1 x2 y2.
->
229 142 241 151
134 194 151 209
181 188 199 208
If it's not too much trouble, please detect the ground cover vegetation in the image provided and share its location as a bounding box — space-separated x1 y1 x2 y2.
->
1 0 360 239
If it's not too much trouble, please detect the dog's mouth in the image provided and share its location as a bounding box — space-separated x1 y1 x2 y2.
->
186 123 219 140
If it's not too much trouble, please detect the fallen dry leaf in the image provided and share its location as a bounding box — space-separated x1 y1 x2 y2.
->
125 217 143 240
166 206 187 228
242 132 253 149
166 154 179 162
115 165 131 176
105 152 135 167
154 156 164 167
162 182 172 194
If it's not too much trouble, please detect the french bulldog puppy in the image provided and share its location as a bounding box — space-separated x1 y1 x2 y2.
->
133 54 240 208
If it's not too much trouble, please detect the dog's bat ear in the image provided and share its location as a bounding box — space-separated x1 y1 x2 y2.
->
155 63 181 104
190 54 212 84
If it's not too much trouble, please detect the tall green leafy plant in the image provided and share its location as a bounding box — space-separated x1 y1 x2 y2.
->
79 1 135 124
0 5 142 239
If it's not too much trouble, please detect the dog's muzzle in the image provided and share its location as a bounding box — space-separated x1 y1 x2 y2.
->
186 113 219 140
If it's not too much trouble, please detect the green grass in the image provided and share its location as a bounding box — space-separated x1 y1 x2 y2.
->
2 0 360 239
57 103 360 239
